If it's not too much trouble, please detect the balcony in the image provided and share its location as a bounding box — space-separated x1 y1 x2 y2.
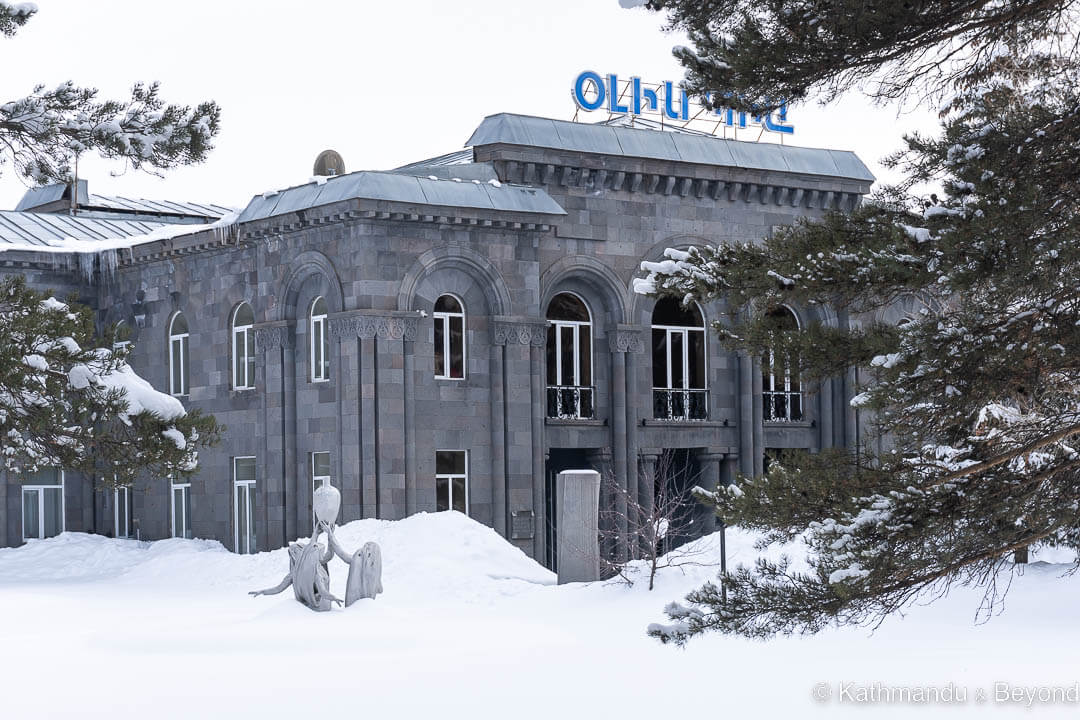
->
546 385 595 420
764 390 803 423
652 388 708 421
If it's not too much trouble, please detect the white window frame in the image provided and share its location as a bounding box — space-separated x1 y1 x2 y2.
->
546 293 593 419
170 479 191 539
651 301 708 421
21 470 65 542
763 306 803 423
168 313 189 397
310 297 330 383
232 304 255 391
310 451 332 526
233 456 257 555
435 450 469 515
113 483 131 539
433 294 466 380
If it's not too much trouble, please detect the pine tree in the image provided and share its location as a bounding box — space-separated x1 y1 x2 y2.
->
0 276 221 488
0 4 220 184
627 1 1080 641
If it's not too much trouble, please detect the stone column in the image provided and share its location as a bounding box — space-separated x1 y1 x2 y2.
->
818 377 834 450
624 346 641 559
355 313 419 521
844 366 859 450
404 336 417 517
331 317 362 524
752 356 765 477
530 340 546 562
609 326 643 563
638 448 661 531
489 342 507 536
737 353 755 476
697 449 725 535
556 469 601 583
255 322 294 549
359 334 377 519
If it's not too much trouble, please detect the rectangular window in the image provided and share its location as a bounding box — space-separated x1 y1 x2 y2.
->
233 326 255 389
310 451 332 527
114 485 131 539
21 468 64 541
234 457 257 554
434 311 465 379
170 480 192 539
435 450 468 514
311 315 329 382
170 335 189 396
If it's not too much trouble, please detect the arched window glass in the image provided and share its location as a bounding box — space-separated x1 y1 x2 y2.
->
433 294 465 379
652 298 707 420
546 293 593 419
232 303 255 390
310 297 330 382
169 312 189 397
762 306 802 422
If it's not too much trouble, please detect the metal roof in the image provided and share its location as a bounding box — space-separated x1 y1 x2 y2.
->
15 181 233 220
466 113 876 183
394 149 475 171
0 210 166 248
237 170 566 224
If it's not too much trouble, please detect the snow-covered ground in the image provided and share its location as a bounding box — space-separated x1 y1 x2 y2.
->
1 513 1077 719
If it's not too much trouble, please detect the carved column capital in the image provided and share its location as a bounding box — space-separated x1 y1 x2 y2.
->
491 317 548 347
330 311 420 341
608 325 644 353
254 322 295 352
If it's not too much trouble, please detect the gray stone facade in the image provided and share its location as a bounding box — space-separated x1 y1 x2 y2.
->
0 114 873 565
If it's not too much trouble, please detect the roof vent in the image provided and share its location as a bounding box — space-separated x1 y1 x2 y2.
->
313 150 346 177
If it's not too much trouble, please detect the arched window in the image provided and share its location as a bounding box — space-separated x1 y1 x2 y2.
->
310 297 329 382
763 306 802 422
169 312 189 397
652 298 707 420
232 303 255 390
433 294 465 379
546 292 593 419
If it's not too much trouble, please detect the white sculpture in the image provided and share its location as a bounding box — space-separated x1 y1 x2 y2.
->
250 478 383 611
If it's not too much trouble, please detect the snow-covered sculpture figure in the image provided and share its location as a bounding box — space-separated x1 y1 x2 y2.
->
250 478 382 611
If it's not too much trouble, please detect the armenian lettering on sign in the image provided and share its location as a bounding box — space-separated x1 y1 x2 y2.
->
571 71 794 137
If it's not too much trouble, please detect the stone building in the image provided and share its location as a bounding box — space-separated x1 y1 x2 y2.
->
0 113 874 566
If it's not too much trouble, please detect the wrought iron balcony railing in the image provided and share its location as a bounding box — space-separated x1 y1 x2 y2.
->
763 390 803 423
546 385 595 420
652 388 708 421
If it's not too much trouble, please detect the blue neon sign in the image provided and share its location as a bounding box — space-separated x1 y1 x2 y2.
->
572 71 794 135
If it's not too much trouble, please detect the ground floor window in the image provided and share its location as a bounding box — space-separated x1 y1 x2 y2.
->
435 450 468 514
171 480 191 539
310 451 332 527
22 469 64 541
234 457 257 554
114 485 131 539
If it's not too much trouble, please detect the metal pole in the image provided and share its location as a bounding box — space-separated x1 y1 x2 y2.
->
720 521 727 605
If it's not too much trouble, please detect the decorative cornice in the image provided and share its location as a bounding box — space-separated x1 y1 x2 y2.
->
254 322 295 351
608 325 644 354
492 318 548 347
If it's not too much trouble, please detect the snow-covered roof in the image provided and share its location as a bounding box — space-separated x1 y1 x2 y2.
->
16 180 234 222
0 210 167 249
237 170 566 225
467 113 876 183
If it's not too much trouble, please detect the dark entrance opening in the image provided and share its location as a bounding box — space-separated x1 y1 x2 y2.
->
544 447 594 572
654 448 702 553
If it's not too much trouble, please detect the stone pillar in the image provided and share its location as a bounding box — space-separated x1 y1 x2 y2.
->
530 341 546 562
609 325 643 562
638 448 661 532
332 319 362 524
255 321 294 549
722 454 738 488
737 353 755 476
404 337 417 517
752 356 765 477
624 346 640 559
489 343 507 536
697 449 725 535
556 469 601 583
353 313 419 521
819 377 834 450
844 366 859 450
359 335 377 519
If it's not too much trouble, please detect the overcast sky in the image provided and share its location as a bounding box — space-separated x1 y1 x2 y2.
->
0 0 939 212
